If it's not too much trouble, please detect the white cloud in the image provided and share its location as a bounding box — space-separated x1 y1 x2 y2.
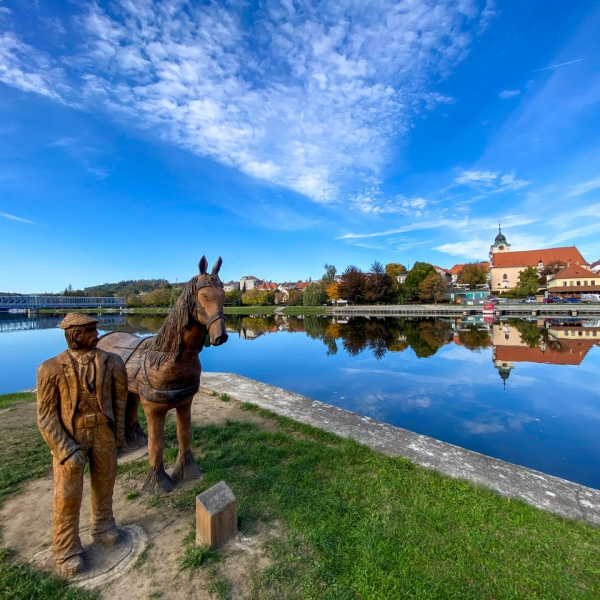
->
435 239 490 259
565 178 600 198
0 0 494 204
0 211 35 224
455 169 529 192
499 89 520 99
455 170 499 185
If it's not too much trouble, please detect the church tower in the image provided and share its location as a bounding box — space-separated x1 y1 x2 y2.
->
489 223 511 265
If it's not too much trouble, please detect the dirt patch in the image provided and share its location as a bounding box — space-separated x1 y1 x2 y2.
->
0 401 37 429
0 388 278 599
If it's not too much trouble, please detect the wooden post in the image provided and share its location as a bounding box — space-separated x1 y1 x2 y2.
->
196 481 238 548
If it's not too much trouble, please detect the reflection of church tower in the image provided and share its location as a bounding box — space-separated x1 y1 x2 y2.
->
494 360 514 389
492 346 513 389
489 223 511 264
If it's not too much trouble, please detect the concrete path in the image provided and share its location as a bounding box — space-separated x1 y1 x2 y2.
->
202 372 600 525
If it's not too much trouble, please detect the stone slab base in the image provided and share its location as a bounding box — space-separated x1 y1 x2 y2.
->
30 524 147 589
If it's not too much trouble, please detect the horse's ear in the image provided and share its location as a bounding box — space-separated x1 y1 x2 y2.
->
198 256 208 275
211 257 223 276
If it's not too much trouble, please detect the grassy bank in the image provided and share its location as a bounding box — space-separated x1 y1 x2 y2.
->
0 391 36 410
145 403 600 599
3 390 600 598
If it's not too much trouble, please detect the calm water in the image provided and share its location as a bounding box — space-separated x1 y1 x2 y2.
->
2 312 600 489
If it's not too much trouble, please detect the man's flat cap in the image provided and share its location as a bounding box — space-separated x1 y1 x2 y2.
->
59 313 100 329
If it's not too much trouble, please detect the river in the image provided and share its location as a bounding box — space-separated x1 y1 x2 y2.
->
1 312 599 489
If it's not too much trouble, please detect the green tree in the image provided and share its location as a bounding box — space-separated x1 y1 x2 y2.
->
303 282 327 306
418 273 447 303
516 266 539 297
242 289 275 306
457 263 488 289
322 264 337 286
169 287 183 307
404 262 436 301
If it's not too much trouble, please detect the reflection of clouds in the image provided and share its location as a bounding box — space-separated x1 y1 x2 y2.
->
360 392 433 419
507 374 538 386
507 414 537 431
463 420 505 434
438 345 491 364
341 365 498 387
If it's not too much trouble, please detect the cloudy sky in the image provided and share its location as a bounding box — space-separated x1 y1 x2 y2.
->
1 0 599 292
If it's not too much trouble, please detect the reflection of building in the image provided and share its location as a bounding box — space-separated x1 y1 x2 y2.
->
491 323 528 346
491 321 600 387
488 226 587 291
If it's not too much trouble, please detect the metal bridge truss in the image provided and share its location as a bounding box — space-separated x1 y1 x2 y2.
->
0 315 126 333
0 296 126 310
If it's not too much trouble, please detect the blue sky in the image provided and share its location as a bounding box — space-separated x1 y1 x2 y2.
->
1 0 600 292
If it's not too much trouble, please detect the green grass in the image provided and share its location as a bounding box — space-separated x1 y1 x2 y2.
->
224 306 277 315
154 408 600 599
0 402 52 508
0 556 98 600
0 392 36 410
219 393 230 403
281 305 330 315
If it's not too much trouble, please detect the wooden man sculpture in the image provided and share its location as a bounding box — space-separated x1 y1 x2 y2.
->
37 313 128 578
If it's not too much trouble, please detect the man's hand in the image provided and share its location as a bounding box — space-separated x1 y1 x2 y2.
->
67 449 85 469
115 435 124 449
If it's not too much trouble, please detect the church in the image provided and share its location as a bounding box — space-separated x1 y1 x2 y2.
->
488 227 588 291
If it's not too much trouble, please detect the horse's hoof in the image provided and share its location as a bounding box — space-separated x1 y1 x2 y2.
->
142 465 175 494
170 450 204 483
125 423 148 450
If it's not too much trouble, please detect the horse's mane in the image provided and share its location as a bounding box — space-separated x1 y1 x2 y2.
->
146 277 199 369
146 273 223 369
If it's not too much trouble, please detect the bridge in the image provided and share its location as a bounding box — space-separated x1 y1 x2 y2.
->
0 296 126 312
0 315 127 333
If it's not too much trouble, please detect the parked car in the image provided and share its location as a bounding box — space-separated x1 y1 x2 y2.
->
581 294 600 303
519 296 537 304
543 297 561 304
486 296 500 304
562 297 581 303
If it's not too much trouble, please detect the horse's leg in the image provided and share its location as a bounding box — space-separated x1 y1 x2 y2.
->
171 398 203 483
140 399 175 494
123 392 148 451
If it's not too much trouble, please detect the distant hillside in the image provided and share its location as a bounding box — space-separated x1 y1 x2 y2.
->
83 279 171 297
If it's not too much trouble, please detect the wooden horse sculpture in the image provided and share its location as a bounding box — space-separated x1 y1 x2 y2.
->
97 256 228 493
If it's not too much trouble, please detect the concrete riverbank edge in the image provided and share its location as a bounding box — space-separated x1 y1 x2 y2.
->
202 372 600 526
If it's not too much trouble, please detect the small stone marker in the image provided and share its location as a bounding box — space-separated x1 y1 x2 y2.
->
196 481 238 548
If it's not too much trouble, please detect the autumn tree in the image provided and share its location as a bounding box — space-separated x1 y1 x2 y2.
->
385 263 408 277
457 263 488 289
338 266 367 304
365 261 394 303
326 282 340 304
539 261 566 285
418 273 447 303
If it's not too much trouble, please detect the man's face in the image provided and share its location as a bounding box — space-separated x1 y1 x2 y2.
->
75 325 99 350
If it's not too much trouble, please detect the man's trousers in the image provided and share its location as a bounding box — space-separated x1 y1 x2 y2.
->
52 422 117 563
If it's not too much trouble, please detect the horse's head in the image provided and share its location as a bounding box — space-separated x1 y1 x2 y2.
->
194 256 228 346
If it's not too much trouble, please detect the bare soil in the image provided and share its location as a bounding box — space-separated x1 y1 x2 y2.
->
0 388 279 599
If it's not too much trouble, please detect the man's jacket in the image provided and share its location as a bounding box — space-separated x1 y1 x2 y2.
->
37 349 128 463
